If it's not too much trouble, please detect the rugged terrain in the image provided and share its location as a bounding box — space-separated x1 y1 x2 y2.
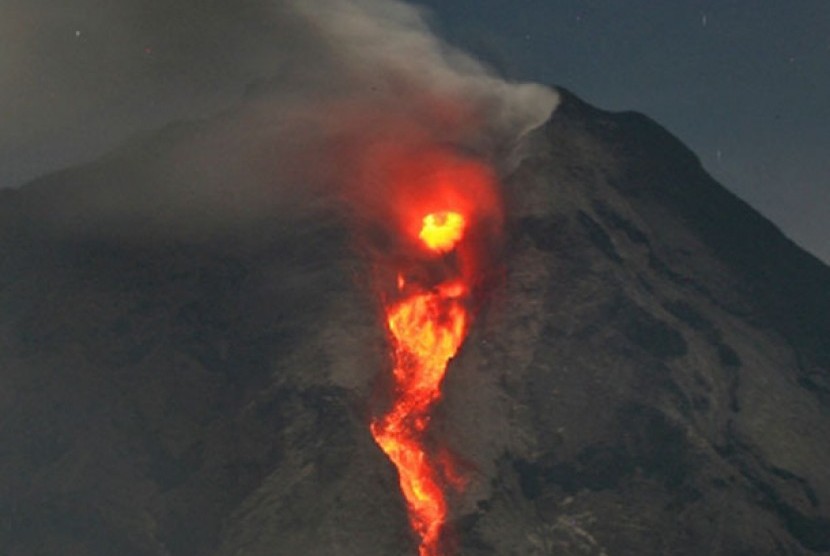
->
1 88 829 555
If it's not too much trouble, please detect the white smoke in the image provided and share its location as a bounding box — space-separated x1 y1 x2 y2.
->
286 0 557 144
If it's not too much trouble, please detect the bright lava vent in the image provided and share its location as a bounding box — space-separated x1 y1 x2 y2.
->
418 211 466 254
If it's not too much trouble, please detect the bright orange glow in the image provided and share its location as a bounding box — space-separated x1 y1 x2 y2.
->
419 211 466 253
357 148 503 556
371 214 471 556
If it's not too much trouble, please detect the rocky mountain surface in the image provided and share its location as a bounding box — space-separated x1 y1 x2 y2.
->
1 88 829 555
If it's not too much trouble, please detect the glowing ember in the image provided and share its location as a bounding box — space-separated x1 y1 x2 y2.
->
419 211 466 253
371 211 471 556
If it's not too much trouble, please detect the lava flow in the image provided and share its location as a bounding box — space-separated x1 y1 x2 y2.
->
361 148 503 556
371 210 471 556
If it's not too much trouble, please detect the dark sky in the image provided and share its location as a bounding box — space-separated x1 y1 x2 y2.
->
2 0 828 263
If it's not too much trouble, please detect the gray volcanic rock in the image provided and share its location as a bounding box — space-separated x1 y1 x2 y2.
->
442 89 830 556
2 88 829 556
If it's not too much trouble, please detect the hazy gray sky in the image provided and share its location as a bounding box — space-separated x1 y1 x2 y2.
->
1 0 827 262
0 0 290 186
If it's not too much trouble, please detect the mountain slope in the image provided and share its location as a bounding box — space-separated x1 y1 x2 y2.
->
1 88 828 556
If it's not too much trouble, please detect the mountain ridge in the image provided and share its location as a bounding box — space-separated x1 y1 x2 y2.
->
1 87 828 555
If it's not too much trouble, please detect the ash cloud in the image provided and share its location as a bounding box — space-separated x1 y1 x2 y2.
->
8 0 558 238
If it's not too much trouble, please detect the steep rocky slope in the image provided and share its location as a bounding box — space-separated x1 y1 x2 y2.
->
1 89 828 555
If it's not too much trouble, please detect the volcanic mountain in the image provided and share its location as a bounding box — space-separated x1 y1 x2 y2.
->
1 88 829 556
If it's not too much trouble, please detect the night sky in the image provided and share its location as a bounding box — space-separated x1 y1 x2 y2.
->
2 0 828 262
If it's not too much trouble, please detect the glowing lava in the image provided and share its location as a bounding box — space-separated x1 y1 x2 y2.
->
359 148 503 555
371 211 470 556
419 212 466 254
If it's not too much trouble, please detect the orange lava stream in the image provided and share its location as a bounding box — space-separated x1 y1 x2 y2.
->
371 211 470 556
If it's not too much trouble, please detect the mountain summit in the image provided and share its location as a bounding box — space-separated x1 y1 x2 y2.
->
1 88 828 556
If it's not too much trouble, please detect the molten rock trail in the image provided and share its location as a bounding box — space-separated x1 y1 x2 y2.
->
371 211 469 556
363 149 503 556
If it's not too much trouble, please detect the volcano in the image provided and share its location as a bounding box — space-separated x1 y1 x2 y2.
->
1 88 829 556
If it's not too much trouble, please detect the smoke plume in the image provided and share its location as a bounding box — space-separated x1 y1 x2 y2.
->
19 0 558 238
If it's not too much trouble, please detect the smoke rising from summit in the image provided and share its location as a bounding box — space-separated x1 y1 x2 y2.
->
7 0 558 241
285 0 558 144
